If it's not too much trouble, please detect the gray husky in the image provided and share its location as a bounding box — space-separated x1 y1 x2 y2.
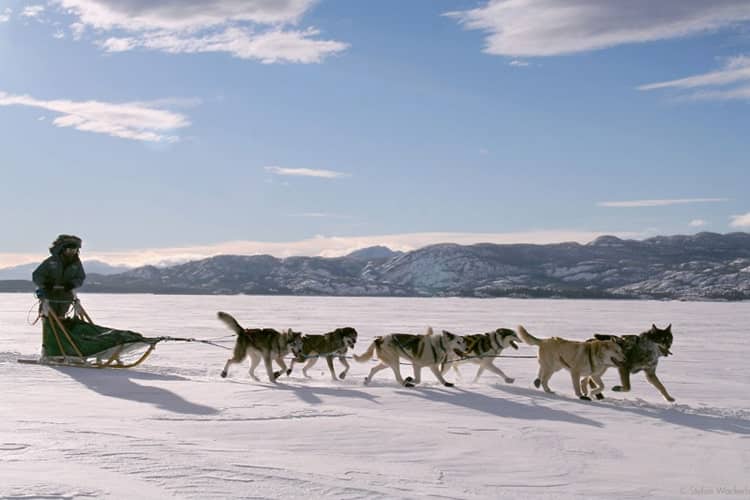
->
217 311 303 382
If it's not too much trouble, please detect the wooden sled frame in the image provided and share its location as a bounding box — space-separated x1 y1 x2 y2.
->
22 299 157 369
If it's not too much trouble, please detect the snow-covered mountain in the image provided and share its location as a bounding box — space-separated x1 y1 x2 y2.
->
3 235 749 300
0 260 131 280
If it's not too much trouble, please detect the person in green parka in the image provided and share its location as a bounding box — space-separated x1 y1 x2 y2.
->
32 234 86 317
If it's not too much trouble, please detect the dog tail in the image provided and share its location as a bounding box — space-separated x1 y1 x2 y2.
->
353 337 381 362
516 325 542 346
217 311 245 336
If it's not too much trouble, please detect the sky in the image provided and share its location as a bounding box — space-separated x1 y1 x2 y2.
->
1 0 749 268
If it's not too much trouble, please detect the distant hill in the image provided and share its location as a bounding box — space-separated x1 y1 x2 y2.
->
2 235 749 300
0 260 131 280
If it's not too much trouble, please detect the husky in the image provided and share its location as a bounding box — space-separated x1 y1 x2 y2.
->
217 311 303 382
440 328 520 383
591 324 675 402
517 325 624 401
288 327 358 380
353 328 467 388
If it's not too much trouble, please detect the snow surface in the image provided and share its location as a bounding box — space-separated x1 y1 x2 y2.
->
1 293 749 499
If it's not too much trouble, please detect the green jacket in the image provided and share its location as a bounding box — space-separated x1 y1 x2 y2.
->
32 240 86 313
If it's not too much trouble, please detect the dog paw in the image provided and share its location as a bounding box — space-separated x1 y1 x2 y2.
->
339 372 347 380
505 378 515 384
404 376 414 383
579 396 591 401
404 382 415 388
273 371 283 380
363 378 370 385
286 369 292 376
595 393 604 400
666 396 676 402
612 385 623 392
533 378 541 388
443 382 454 388
220 371 227 379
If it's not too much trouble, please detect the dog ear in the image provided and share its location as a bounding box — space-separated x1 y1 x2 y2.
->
666 323 672 332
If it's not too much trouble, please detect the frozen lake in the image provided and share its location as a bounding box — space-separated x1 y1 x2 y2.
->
1 293 749 499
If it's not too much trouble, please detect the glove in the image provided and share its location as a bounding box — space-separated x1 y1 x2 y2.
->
35 288 47 299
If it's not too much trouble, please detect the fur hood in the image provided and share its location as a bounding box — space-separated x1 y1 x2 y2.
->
49 234 82 256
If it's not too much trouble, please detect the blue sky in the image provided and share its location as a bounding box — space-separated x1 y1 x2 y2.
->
1 0 749 267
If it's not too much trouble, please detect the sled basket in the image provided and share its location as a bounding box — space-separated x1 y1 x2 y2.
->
35 299 160 368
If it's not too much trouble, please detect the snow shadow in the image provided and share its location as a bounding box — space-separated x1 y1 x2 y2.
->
494 384 750 435
274 383 381 405
600 400 750 436
395 386 603 428
55 367 220 416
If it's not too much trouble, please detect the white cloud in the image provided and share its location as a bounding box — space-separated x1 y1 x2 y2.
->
0 230 645 268
0 8 12 23
730 212 750 228
447 0 750 57
51 0 348 63
598 198 728 208
509 60 529 67
99 27 348 63
264 166 349 179
689 219 707 227
21 5 45 18
0 91 191 142
639 55 750 101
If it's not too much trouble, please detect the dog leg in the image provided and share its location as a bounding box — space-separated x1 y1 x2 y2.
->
220 359 234 378
645 369 675 402
612 366 632 392
273 356 288 381
579 376 589 398
262 353 277 383
589 374 605 400
390 362 411 387
338 355 350 380
480 360 514 384
248 353 261 381
408 365 423 385
364 362 388 385
429 364 454 387
535 367 554 393
571 370 590 400
302 358 317 378
325 355 338 381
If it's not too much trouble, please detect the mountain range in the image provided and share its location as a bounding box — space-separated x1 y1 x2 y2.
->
1 233 749 300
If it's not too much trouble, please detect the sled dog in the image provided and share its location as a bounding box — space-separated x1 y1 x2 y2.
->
591 324 675 402
354 328 467 387
517 325 624 400
441 328 520 383
217 311 303 382
289 327 358 380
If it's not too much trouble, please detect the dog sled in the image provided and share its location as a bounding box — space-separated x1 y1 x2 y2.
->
18 297 223 369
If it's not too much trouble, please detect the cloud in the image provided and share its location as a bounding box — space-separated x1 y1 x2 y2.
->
598 198 728 208
0 8 12 23
0 91 191 142
689 219 707 227
21 5 45 18
730 212 750 228
264 166 349 179
0 230 645 268
50 0 348 63
447 0 750 57
99 27 348 63
639 55 750 101
509 60 529 67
